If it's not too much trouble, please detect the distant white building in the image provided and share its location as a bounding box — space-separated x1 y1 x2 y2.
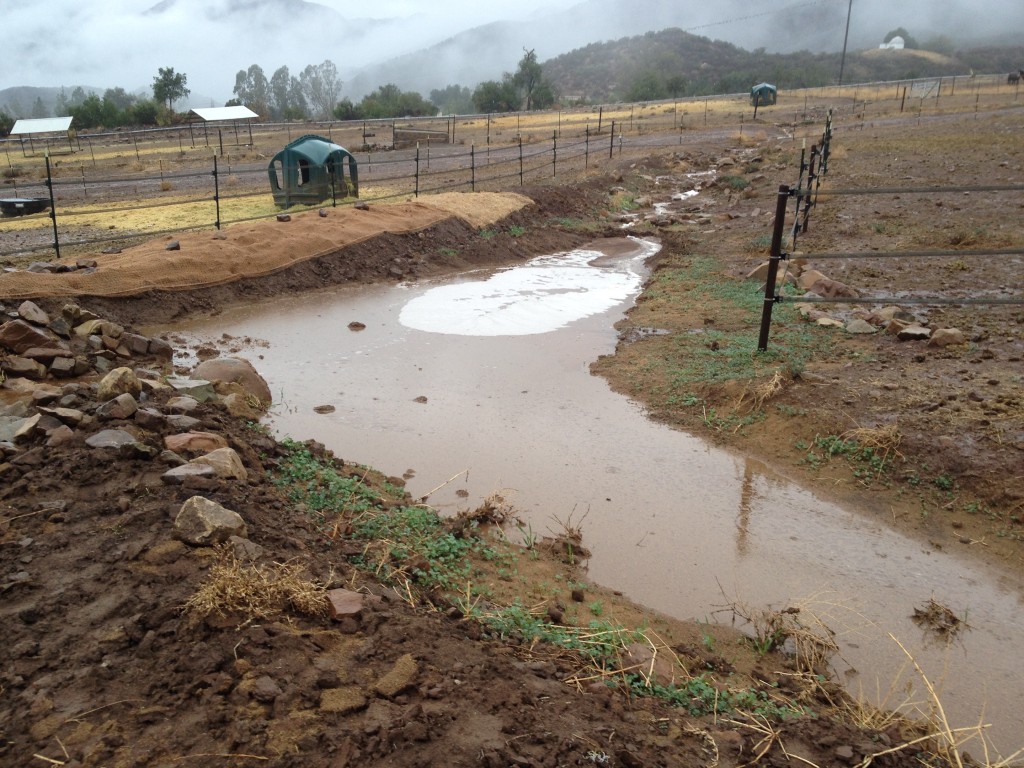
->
879 36 905 49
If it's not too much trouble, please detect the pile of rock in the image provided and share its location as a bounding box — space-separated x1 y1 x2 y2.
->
0 300 172 381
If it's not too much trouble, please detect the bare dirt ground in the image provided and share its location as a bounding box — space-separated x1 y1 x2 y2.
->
2 105 1023 767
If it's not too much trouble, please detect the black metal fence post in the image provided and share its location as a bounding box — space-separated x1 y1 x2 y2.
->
518 138 523 186
757 185 792 352
470 144 475 192
414 143 420 198
212 155 221 230
609 121 615 159
552 131 557 177
45 155 60 259
585 126 590 169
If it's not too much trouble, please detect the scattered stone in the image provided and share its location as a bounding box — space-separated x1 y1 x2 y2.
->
164 414 202 430
166 395 201 413
354 201 370 211
220 392 264 420
276 214 291 222
319 686 368 714
96 393 139 421
0 319 55 355
189 447 248 481
928 328 965 347
348 321 366 331
2 356 47 379
229 535 264 561
248 676 283 703
85 429 141 450
173 496 247 545
373 654 418 698
318 208 328 217
165 378 217 403
314 404 336 414
896 326 932 342
845 319 877 334
326 588 364 620
17 301 49 326
165 240 181 251
816 317 845 328
164 432 229 455
96 367 142 401
193 357 272 405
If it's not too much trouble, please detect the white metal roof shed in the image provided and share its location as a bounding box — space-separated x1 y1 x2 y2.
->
187 106 260 151
9 116 76 155
11 116 75 135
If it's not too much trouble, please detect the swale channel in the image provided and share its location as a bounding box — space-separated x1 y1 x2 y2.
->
165 235 1023 752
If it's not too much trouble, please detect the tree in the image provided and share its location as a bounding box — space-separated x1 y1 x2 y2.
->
152 67 190 112
429 85 474 115
103 87 137 111
472 77 521 113
270 66 308 120
31 97 49 119
233 64 269 116
0 110 13 137
354 84 435 119
300 60 342 119
513 48 556 110
626 71 666 102
69 94 119 129
131 100 159 126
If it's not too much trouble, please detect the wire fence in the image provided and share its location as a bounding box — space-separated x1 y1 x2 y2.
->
756 112 1024 352
2 72 1022 262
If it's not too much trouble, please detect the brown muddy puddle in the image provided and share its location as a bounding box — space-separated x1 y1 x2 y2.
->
164 237 1024 753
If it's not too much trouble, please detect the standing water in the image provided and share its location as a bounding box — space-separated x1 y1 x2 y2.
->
165 237 1024 752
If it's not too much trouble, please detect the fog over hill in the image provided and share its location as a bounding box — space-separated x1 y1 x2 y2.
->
1 0 1021 113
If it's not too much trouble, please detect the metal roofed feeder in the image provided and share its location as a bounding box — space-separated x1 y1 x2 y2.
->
10 116 77 156
268 134 359 209
187 105 260 152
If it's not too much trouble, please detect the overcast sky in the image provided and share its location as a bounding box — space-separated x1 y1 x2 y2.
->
0 0 578 102
2 0 1021 108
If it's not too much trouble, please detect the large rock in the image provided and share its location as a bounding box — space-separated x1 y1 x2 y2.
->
96 393 139 421
928 328 966 347
17 301 50 326
0 320 55 355
174 496 247 545
189 446 248 481
96 367 142 401
165 431 228 454
193 357 272 406
373 654 418 698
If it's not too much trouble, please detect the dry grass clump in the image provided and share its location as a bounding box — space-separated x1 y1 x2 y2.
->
735 369 786 412
841 423 905 467
183 548 328 624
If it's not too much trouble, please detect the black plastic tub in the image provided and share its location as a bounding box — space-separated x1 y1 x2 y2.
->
0 197 51 217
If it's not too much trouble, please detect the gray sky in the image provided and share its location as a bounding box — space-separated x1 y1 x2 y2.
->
2 0 1021 107
0 0 577 102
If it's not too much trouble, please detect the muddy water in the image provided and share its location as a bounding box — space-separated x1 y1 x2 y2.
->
166 238 1023 752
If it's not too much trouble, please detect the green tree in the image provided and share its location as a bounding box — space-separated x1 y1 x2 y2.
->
31 97 49 118
626 71 666 102
665 74 689 97
332 98 360 121
131 99 159 126
472 77 521 113
69 94 119 129
233 64 269 116
430 84 474 115
357 83 435 119
300 60 342 119
152 67 190 112
513 48 556 110
103 87 136 111
0 110 14 137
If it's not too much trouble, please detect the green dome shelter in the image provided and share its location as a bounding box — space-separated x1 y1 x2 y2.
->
268 134 359 208
750 83 778 107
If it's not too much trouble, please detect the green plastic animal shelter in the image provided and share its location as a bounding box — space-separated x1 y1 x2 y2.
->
268 134 359 208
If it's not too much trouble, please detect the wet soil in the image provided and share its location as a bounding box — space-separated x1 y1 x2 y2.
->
3 107 1023 766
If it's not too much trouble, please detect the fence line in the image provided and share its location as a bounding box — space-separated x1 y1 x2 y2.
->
756 117 1024 352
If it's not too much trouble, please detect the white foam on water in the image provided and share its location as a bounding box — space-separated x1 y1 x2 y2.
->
399 237 661 336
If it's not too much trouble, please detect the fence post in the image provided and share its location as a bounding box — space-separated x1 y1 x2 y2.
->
414 143 420 198
757 185 791 352
585 126 589 168
212 155 221 230
552 130 557 177
609 121 615 159
518 138 523 185
45 154 60 260
471 144 475 192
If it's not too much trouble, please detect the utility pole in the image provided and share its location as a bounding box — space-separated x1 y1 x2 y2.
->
838 0 853 86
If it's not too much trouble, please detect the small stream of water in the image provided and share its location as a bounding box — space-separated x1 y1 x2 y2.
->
164 238 1023 753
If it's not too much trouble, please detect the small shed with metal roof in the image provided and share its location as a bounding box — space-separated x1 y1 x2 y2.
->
750 83 777 106
187 105 260 150
268 134 359 208
10 116 77 156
